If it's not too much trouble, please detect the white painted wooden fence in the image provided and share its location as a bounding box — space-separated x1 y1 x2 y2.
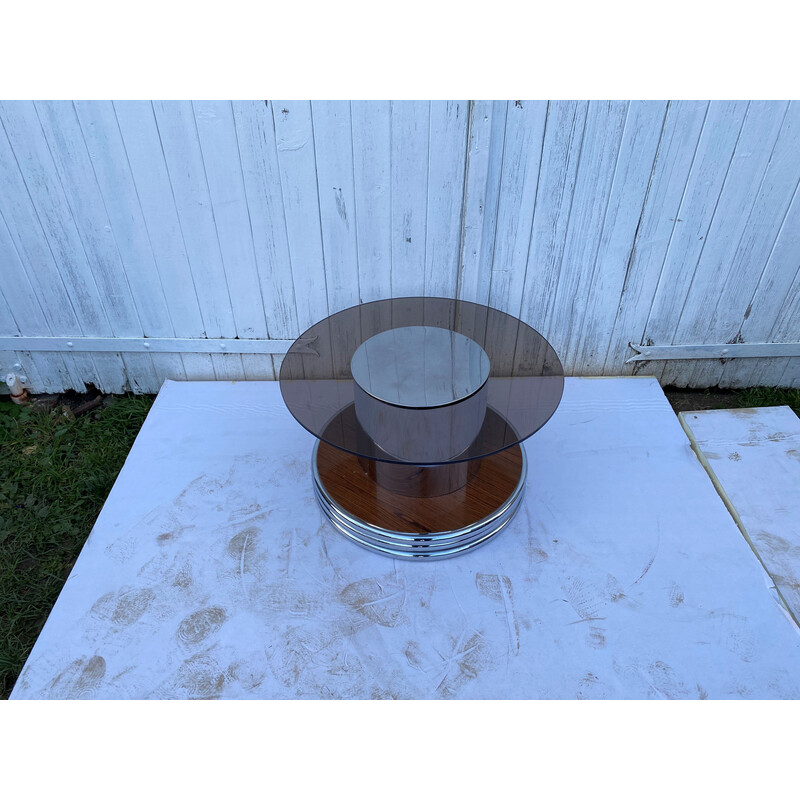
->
0 100 798 393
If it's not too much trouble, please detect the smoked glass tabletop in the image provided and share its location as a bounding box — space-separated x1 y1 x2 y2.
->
279 297 564 465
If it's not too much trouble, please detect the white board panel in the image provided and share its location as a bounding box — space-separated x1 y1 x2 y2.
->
681 406 800 625
11 378 800 699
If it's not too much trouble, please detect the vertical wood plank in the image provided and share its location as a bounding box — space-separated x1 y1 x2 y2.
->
310 100 361 312
0 102 105 391
601 101 709 376
458 100 507 306
73 100 188 391
520 100 589 336
706 102 800 388
110 100 214 383
2 100 799 392
233 99 299 347
736 185 800 388
351 100 392 304
0 257 46 393
483 100 548 377
151 100 244 382
272 100 328 333
35 100 158 392
0 100 132 392
424 100 469 299
488 100 548 318
0 191 76 392
0 100 128 391
0 285 37 391
643 100 750 386
390 101 430 298
192 101 270 338
271 100 331 383
678 101 790 388
233 100 298 380
310 100 364 381
569 100 668 374
772 276 800 386
546 101 629 371
151 100 237 341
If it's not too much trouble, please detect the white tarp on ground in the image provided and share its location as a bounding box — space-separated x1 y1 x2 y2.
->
11 378 800 699
680 405 800 629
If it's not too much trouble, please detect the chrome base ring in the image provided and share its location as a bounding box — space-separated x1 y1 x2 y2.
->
311 441 527 560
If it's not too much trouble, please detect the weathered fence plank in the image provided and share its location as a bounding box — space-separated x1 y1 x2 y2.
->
2 100 799 393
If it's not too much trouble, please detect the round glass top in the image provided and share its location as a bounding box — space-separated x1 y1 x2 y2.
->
279 297 564 465
350 326 490 408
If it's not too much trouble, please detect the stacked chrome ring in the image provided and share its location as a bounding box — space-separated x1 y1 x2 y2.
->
311 440 527 560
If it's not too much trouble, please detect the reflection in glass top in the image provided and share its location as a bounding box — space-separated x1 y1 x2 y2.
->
350 326 490 408
279 297 565 465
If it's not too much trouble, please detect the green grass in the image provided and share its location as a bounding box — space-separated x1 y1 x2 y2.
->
735 386 800 415
0 394 153 699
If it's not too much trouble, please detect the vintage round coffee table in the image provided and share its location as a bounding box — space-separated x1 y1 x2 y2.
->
279 297 564 559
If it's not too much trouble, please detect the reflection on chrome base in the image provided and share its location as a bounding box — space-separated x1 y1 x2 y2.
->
311 440 527 560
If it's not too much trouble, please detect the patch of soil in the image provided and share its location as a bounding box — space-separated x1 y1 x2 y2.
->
661 387 739 414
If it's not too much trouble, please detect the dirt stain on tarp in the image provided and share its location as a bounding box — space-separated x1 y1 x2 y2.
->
172 562 194 590
476 573 520 655
268 625 331 688
669 583 685 607
587 626 606 649
174 651 227 699
46 655 107 699
756 530 800 557
404 640 425 671
435 631 492 698
339 575 406 628
177 606 227 646
562 577 605 621
226 660 267 692
91 587 155 627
